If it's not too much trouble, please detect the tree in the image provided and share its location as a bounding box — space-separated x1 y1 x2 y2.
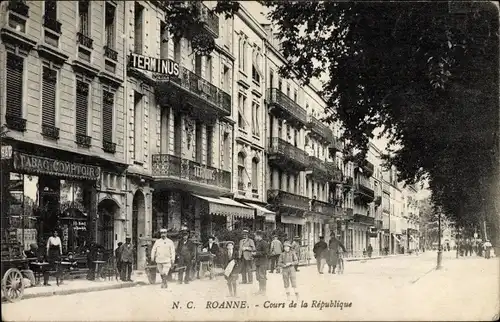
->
262 1 499 244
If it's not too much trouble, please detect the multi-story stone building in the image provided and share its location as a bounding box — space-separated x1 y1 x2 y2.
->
1 0 128 252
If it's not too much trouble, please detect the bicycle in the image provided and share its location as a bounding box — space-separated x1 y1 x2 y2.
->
337 252 344 274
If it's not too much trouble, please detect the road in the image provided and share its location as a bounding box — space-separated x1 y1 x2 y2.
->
3 252 499 321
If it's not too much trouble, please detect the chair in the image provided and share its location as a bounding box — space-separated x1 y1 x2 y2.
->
100 255 116 281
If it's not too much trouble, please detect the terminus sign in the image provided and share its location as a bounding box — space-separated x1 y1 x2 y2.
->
129 53 180 77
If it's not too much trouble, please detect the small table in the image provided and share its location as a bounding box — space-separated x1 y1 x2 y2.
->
30 262 50 285
93 261 106 281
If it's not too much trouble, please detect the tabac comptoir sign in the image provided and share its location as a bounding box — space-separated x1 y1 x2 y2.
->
13 152 101 180
129 53 180 79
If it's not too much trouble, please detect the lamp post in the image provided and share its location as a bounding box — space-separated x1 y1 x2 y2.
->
437 210 443 269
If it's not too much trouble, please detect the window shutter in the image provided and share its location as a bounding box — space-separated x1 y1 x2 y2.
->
6 53 24 117
76 81 89 135
102 91 114 142
42 67 57 126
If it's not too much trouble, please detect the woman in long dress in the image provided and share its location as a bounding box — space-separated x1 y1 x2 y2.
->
46 230 63 285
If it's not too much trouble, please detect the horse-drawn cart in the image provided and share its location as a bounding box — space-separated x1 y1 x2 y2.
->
1 229 29 302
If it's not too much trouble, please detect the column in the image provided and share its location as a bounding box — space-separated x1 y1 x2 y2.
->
281 173 287 191
272 169 279 190
290 174 296 194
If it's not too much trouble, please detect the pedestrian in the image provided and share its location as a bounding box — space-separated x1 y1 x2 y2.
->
252 231 269 295
291 236 301 272
115 242 123 280
222 241 240 297
151 228 175 289
327 233 347 274
205 235 219 273
278 241 299 301
176 230 196 284
46 230 62 282
269 234 283 273
238 229 255 284
483 240 492 259
367 244 373 258
313 236 328 274
120 238 134 282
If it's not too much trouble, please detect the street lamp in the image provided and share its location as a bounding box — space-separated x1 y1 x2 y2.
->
436 210 443 270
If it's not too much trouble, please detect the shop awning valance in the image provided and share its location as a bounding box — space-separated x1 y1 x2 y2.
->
243 202 276 222
281 216 305 225
193 194 254 219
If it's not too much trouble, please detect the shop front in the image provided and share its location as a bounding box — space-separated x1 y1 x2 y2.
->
1 151 101 254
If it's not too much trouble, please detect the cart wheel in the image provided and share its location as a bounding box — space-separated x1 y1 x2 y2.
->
2 268 25 302
146 268 157 284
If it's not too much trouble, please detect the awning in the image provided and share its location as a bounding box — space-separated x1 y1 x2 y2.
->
243 203 276 222
193 194 254 219
281 216 305 225
392 233 401 243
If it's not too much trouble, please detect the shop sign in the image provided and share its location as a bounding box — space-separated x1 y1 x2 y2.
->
1 145 12 160
13 152 101 180
73 220 87 231
129 53 180 77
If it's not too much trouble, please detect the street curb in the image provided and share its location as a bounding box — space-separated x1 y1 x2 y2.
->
21 281 148 300
346 257 383 262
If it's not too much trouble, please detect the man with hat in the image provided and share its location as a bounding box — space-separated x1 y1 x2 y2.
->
291 236 301 271
151 228 176 288
269 234 283 273
120 237 134 282
238 229 255 284
313 236 328 274
253 230 269 295
327 233 347 274
176 230 196 284
221 240 240 297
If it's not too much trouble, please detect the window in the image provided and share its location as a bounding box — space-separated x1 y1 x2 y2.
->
195 121 202 163
102 90 114 144
195 54 202 76
286 84 290 97
6 53 24 119
44 0 57 22
205 56 212 81
173 38 181 63
76 81 89 136
173 111 182 156
222 132 230 170
294 129 298 147
134 2 144 54
269 70 274 88
133 92 143 160
160 21 168 59
238 35 247 72
42 66 57 127
222 65 230 93
237 152 246 190
78 0 90 36
238 93 248 130
252 158 259 192
105 3 115 48
251 102 260 137
252 49 261 84
294 89 298 103
278 78 282 91
206 125 214 166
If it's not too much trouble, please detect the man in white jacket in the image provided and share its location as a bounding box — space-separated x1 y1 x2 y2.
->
151 228 176 288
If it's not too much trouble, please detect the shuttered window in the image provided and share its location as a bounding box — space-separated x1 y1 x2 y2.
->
102 91 114 142
6 53 24 117
42 67 57 126
76 81 89 135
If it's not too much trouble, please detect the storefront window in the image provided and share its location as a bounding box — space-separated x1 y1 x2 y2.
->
59 180 90 253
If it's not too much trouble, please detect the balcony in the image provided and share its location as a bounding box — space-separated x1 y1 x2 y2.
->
360 160 374 177
306 156 328 181
354 181 375 203
268 137 309 171
41 124 59 139
353 213 375 226
310 200 339 217
329 137 343 153
76 134 92 148
152 154 231 191
306 114 333 143
104 46 118 61
43 16 61 34
102 140 116 154
155 66 231 117
77 32 93 49
8 0 29 17
195 2 219 38
5 115 26 132
326 162 343 184
267 88 307 127
267 189 310 212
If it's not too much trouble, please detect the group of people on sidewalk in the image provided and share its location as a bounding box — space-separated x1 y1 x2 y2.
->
457 238 493 259
313 235 347 274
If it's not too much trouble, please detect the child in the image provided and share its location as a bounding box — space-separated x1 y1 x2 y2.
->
278 241 299 300
222 241 240 297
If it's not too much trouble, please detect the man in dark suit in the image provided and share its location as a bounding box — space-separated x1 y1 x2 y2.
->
253 230 269 295
238 229 255 284
313 236 328 274
176 230 196 284
221 241 240 297
205 236 219 274
120 238 134 282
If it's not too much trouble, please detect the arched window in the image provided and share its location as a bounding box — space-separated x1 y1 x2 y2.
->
251 157 259 192
237 152 246 191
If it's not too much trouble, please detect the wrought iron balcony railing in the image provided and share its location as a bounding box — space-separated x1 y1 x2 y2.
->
5 114 26 132
326 162 343 184
268 137 309 171
307 156 328 179
267 88 307 125
76 133 92 148
155 66 231 116
310 200 338 217
354 183 375 203
8 0 29 17
41 124 59 139
77 32 94 49
103 140 116 154
104 46 118 61
329 137 343 152
353 213 375 226
196 2 219 38
306 114 333 143
267 189 310 211
152 154 231 190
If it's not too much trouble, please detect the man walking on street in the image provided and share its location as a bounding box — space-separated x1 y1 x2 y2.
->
176 230 196 284
115 242 123 280
120 238 134 282
253 231 269 295
269 234 283 273
151 228 176 288
327 233 346 274
238 229 255 284
313 236 328 274
291 236 301 272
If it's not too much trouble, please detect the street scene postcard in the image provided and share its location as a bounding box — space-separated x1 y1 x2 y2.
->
1 1 499 321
